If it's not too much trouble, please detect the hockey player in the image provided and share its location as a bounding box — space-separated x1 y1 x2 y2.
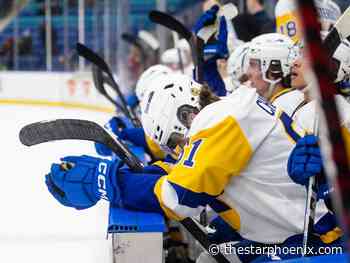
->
45 72 342 262
225 42 250 94
275 0 341 43
95 64 173 162
246 32 305 116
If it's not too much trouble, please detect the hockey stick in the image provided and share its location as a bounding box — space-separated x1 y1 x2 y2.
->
91 65 128 115
148 10 204 83
19 119 229 263
302 114 319 256
172 31 185 73
19 119 144 171
76 43 142 128
296 0 350 252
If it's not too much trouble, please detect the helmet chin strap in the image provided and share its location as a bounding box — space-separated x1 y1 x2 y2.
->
263 76 281 100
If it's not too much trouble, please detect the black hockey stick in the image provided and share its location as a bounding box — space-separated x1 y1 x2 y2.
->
19 119 144 171
149 10 204 83
19 119 229 263
76 43 142 127
296 0 350 253
91 65 128 115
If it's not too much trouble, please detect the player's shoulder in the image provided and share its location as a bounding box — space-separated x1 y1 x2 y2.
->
272 89 305 116
189 86 260 136
275 0 296 17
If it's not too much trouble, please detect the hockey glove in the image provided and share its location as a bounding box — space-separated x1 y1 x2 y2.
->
45 155 123 210
203 17 229 60
193 5 219 35
335 79 350 97
287 135 323 186
95 116 133 156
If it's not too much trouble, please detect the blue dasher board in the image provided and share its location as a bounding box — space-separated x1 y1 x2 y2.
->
108 207 166 233
272 253 348 263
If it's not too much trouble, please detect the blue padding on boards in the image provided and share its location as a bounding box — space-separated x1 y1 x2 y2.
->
108 206 166 233
268 253 348 263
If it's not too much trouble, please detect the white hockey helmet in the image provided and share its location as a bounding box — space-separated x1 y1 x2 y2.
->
248 33 299 85
141 73 201 153
135 64 172 102
161 48 189 70
226 42 250 93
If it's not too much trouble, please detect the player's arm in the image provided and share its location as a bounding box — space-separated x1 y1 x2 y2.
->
45 114 253 225
153 115 253 221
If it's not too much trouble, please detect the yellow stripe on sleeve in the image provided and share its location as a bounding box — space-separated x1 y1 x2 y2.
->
153 160 173 174
320 227 343 244
168 116 253 196
341 126 350 164
146 135 166 160
218 208 241 231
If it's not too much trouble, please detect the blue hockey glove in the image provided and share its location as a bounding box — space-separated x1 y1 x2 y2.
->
193 5 219 34
287 135 323 186
126 93 139 108
203 17 229 60
95 116 133 156
335 79 350 97
45 155 123 210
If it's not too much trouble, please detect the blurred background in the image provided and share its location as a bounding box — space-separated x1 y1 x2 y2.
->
1 0 349 75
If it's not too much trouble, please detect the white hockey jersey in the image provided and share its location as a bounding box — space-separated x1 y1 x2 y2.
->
153 86 330 243
275 0 341 43
294 95 350 132
270 88 305 117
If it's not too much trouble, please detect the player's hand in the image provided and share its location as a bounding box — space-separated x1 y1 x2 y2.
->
193 5 219 34
203 17 229 60
95 116 132 156
45 155 123 210
287 135 323 186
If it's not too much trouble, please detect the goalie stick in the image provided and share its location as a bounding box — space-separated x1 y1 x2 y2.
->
296 0 350 253
19 119 229 263
76 43 142 128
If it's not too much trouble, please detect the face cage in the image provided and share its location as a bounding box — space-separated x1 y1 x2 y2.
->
159 104 198 154
176 104 199 129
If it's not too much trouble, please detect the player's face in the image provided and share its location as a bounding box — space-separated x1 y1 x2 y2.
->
291 50 309 91
247 59 270 97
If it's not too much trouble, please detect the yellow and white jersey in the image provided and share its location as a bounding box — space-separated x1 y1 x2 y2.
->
294 95 350 133
293 96 350 159
154 86 329 243
275 0 341 43
270 88 305 117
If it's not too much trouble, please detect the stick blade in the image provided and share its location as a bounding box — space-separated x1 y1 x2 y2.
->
19 119 144 171
149 10 192 40
76 43 110 75
19 119 106 146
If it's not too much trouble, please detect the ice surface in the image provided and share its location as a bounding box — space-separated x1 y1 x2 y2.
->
0 105 113 262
